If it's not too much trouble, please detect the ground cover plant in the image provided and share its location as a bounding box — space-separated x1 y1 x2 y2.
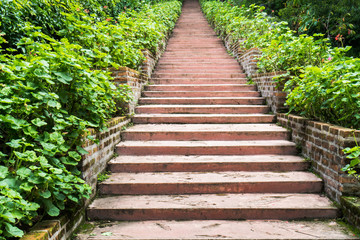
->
0 0 181 238
201 0 360 179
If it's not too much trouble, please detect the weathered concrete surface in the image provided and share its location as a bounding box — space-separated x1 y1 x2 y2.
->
78 220 357 240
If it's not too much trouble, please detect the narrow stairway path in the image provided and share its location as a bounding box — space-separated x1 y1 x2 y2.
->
82 0 356 239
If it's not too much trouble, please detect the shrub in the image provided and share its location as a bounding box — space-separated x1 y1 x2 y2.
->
285 52 360 129
229 0 360 56
0 0 182 238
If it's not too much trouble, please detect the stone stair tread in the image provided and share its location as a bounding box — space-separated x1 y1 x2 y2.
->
80 220 357 240
117 140 295 147
136 105 266 108
89 193 335 210
123 124 287 132
140 97 263 100
147 84 249 86
101 171 321 184
134 113 274 117
109 155 306 164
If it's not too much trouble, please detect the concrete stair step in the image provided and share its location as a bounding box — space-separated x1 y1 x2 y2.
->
122 124 289 141
165 48 226 52
135 105 269 114
150 78 247 84
116 140 297 156
78 220 357 240
133 113 275 124
138 97 263 105
87 193 338 221
161 54 233 58
99 171 322 195
144 84 254 91
154 69 242 73
156 63 242 68
108 155 310 172
158 59 238 63
152 73 246 78
142 91 260 97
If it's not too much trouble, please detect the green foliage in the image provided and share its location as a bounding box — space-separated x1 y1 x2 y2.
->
0 0 171 50
229 0 360 56
342 144 360 180
285 54 360 129
0 0 181 238
201 0 333 74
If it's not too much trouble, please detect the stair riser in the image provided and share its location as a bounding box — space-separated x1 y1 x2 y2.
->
142 92 261 97
162 53 230 57
158 59 238 63
160 56 235 60
100 182 322 195
138 98 264 105
135 107 269 114
168 37 219 40
88 209 338 221
150 79 247 84
133 116 275 124
154 70 243 73
152 74 246 79
165 49 226 52
144 85 254 91
121 131 289 141
109 162 310 173
116 145 297 156
156 65 242 69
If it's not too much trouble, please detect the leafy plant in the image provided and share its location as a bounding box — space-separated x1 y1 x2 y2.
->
0 0 182 238
342 143 360 180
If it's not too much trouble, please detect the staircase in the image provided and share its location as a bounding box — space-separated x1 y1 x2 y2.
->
84 0 356 239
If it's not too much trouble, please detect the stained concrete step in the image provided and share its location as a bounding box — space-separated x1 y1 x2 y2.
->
122 124 289 141
142 91 260 98
160 56 235 60
108 155 310 172
144 84 254 91
116 140 297 156
133 114 275 124
99 171 322 195
154 69 243 73
87 193 338 221
158 59 239 63
135 105 269 114
150 78 247 84
78 220 357 240
165 48 227 52
138 97 264 105
162 53 231 57
156 64 242 69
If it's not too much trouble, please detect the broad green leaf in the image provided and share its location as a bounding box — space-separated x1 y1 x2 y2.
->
69 151 81 161
4 222 24 238
54 71 73 84
31 118 47 127
40 190 51 199
6 139 21 149
16 167 32 178
43 200 60 216
0 166 8 179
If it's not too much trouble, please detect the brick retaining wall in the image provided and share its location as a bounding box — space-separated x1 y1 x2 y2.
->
81 117 131 200
277 113 360 202
252 72 288 113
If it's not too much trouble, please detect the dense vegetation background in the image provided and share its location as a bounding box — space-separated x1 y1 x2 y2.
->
229 0 360 55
